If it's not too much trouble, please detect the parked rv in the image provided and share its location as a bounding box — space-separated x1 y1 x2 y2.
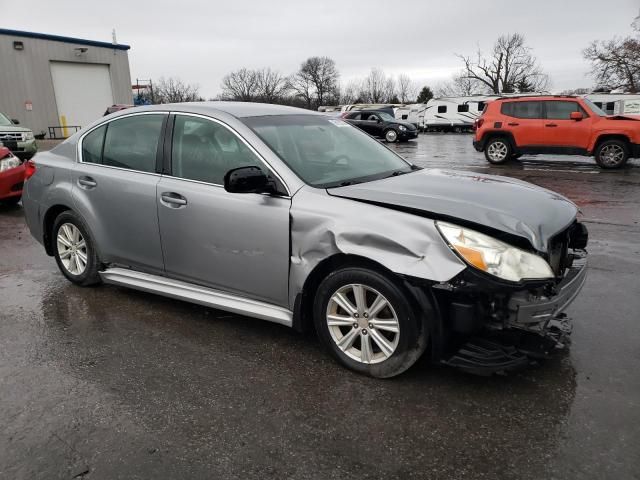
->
394 104 427 129
422 96 497 133
583 93 640 116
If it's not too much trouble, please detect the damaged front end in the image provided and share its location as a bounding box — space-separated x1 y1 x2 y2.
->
431 223 588 375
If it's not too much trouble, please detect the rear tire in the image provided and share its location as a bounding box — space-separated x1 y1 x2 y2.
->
594 139 629 169
484 137 512 164
52 211 102 286
313 267 428 378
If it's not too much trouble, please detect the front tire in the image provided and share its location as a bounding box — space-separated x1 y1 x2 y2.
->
384 129 398 143
52 211 102 286
484 137 513 164
313 267 428 378
595 139 629 169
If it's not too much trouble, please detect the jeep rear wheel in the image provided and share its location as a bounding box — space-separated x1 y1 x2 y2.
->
484 137 512 164
595 140 629 169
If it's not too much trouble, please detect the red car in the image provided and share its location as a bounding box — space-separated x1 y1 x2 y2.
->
0 146 26 205
473 95 640 169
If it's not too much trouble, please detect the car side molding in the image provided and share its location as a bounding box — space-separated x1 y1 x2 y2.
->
99 268 293 327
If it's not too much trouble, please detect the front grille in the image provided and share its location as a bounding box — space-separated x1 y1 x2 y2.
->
0 132 25 141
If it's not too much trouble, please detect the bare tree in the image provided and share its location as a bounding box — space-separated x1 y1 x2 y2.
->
363 68 389 103
436 72 486 97
583 20 640 93
457 33 549 94
290 68 315 109
255 68 290 103
221 68 259 101
155 77 202 103
397 74 417 103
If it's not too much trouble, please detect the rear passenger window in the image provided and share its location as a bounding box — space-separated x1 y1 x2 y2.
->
171 115 265 185
81 124 106 164
501 101 542 119
438 106 447 113
457 104 469 112
102 115 164 173
545 101 583 119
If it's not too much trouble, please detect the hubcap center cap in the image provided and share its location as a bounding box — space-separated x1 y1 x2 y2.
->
357 316 369 329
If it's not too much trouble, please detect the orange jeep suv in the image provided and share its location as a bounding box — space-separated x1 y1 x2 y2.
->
473 95 640 169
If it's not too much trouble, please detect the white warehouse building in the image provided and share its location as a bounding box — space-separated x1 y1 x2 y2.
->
0 28 133 138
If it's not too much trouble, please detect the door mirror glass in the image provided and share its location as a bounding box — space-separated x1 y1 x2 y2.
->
224 166 272 194
570 111 584 121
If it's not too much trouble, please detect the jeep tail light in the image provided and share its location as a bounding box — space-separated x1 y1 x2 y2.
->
24 160 36 180
473 118 484 131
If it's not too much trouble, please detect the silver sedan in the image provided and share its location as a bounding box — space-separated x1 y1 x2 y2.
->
22 102 588 377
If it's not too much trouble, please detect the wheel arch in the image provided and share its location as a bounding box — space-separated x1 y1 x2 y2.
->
42 204 72 256
292 253 439 357
592 133 631 154
480 130 517 150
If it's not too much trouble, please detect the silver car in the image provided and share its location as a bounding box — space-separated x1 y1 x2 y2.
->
22 103 588 377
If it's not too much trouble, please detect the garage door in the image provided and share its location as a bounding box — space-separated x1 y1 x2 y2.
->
50 62 114 135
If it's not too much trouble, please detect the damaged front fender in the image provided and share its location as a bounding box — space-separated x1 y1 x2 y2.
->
288 187 466 307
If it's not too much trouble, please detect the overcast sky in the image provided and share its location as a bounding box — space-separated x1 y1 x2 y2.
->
4 0 639 98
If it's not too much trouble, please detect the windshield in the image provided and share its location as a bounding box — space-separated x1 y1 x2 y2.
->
242 115 414 188
0 112 13 126
583 99 607 117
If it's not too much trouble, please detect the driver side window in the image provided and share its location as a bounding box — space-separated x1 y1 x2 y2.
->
171 115 265 185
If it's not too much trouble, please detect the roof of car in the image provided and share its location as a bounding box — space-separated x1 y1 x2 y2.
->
494 95 578 102
135 101 322 118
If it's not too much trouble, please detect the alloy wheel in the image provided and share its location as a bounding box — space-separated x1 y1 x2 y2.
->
56 223 88 275
487 141 508 162
326 284 400 364
599 144 625 167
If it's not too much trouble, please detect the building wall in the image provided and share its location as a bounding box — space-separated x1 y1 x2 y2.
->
0 32 132 135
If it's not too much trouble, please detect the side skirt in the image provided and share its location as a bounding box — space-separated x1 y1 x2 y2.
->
99 267 293 327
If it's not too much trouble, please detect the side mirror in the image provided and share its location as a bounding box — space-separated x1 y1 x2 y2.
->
11 119 20 125
224 166 273 194
570 111 584 121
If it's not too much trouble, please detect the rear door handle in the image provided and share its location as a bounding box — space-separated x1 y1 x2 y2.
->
160 192 188 208
78 176 97 188
545 123 558 127
507 122 519 126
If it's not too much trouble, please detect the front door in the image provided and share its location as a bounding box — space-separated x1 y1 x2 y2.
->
156 114 291 307
361 113 383 136
543 100 592 150
71 113 166 274
500 100 545 147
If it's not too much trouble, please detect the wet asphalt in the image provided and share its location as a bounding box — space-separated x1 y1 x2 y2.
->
1 135 639 479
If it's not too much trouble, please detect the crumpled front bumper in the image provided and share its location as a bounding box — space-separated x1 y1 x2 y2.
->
508 257 588 331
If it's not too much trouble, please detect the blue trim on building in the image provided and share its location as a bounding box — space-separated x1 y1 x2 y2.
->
0 28 131 51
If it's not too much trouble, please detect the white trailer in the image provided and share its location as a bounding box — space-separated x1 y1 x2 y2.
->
583 93 640 115
422 95 497 132
394 104 428 128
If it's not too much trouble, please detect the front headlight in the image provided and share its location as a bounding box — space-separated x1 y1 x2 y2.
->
437 221 554 282
24 131 34 141
0 157 21 172
398 125 407 131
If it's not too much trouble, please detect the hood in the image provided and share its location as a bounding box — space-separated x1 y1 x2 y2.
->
0 125 31 133
605 115 640 121
327 169 578 252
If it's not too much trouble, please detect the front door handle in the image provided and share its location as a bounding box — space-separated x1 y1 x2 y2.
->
160 192 188 208
507 122 519 126
78 176 97 189
545 123 558 127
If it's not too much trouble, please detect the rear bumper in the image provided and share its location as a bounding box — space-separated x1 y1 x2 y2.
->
0 164 26 200
472 139 483 152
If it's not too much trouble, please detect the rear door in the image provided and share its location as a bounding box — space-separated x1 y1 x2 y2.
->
500 101 545 147
156 113 291 306
72 112 167 274
543 100 592 150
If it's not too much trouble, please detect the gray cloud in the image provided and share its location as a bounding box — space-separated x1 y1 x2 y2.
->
5 0 639 97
